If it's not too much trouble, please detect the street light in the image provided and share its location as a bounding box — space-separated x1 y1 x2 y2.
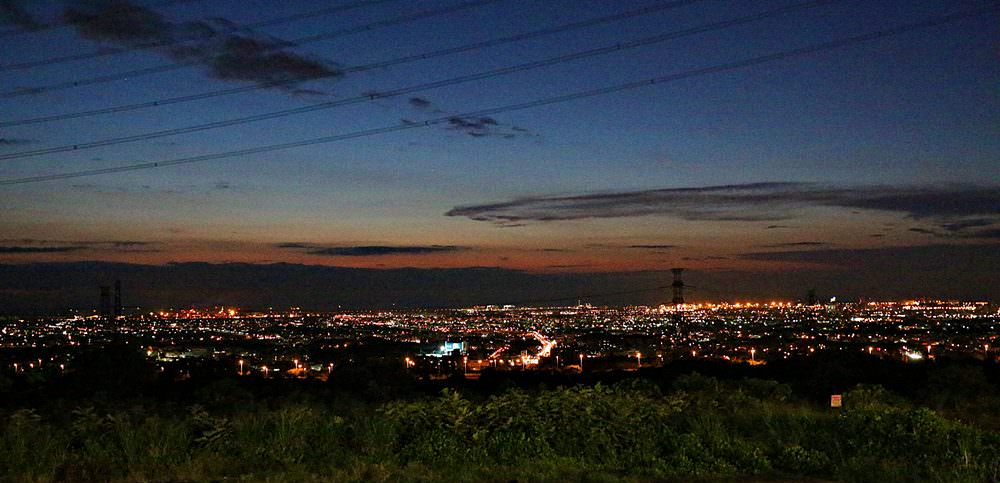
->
238 359 244 375
750 348 756 362
636 352 642 369
579 353 584 371
463 356 468 375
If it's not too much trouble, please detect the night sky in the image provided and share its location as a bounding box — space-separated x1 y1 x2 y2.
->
1 0 998 310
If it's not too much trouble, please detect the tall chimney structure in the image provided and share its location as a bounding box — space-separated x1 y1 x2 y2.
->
99 286 112 318
671 268 684 305
114 279 122 317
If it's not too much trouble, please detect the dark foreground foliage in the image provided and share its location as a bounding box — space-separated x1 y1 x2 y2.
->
2 372 999 482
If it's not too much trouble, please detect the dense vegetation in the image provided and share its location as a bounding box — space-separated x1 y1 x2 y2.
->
2 352 999 482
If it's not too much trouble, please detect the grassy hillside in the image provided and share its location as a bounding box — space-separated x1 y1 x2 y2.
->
2 372 998 482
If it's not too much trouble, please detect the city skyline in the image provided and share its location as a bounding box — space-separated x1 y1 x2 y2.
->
1 0 998 306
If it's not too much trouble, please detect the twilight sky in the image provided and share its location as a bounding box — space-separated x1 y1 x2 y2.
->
0 0 998 308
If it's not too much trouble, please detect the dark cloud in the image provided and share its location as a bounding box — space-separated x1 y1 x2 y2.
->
101 241 162 252
758 241 830 248
448 116 497 137
0 245 84 253
277 243 467 257
0 138 35 146
737 243 999 269
0 239 159 253
765 225 790 229
408 97 432 109
403 96 532 138
628 244 679 250
69 181 229 195
938 218 995 232
681 256 730 261
966 228 1000 239
446 115 533 139
276 242 310 249
896 218 998 239
446 182 1000 226
0 0 42 30
63 1 340 90
107 241 153 248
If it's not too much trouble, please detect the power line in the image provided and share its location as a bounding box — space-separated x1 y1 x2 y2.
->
0 0 209 40
0 0 706 127
0 0 833 161
0 0 407 71
0 0 503 98
0 7 990 186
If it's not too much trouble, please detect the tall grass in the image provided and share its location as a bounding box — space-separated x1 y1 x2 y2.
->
2 375 997 482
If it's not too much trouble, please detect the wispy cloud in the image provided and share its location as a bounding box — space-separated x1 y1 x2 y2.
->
0 137 35 146
681 256 730 261
0 239 161 253
446 116 534 139
69 180 236 195
277 243 467 257
938 218 995 232
757 241 830 248
737 243 1000 267
63 1 339 91
408 97 432 109
403 96 534 139
275 242 310 250
628 244 679 250
0 0 42 30
446 182 1000 226
965 228 1000 239
0 245 84 254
